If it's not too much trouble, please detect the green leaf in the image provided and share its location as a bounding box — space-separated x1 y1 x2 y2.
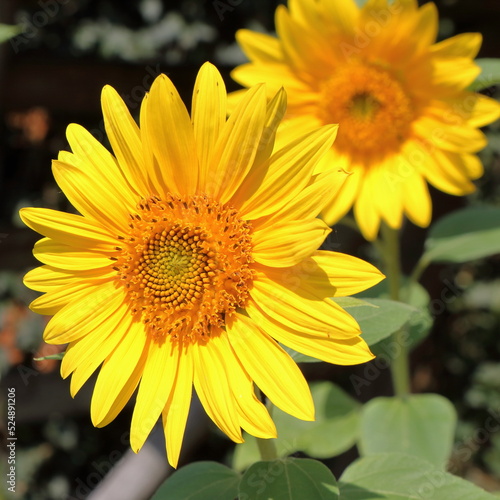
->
151 461 240 500
239 458 339 500
332 297 378 308
233 382 360 471
422 206 500 265
349 298 422 346
355 280 433 352
369 308 432 359
281 345 322 363
470 58 500 91
359 394 457 468
0 24 20 44
339 453 497 500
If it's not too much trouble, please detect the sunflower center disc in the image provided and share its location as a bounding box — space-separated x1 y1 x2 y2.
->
114 194 254 344
320 62 414 158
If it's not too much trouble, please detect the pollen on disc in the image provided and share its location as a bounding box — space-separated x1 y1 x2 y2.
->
114 194 254 344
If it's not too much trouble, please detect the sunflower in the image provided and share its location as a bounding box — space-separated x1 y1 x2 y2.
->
21 62 383 467
231 0 500 240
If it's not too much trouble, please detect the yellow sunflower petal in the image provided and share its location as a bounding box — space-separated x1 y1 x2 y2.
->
274 114 324 152
90 322 149 427
231 63 315 101
236 29 283 63
353 174 383 241
246 300 374 365
101 85 150 195
289 0 326 32
67 305 135 398
321 164 363 227
23 265 114 292
146 74 198 196
263 168 349 228
163 353 194 469
228 313 314 421
130 340 181 453
234 389 277 439
96 350 147 429
414 116 487 153
426 94 500 129
43 281 124 344
369 161 404 230
60 328 111 382
411 2 438 52
206 84 267 203
253 218 330 268
139 92 170 199
62 308 131 396
65 123 138 207
61 320 118 380
417 144 478 195
430 32 482 59
235 124 337 220
431 58 481 91
260 250 384 299
223 341 277 439
401 166 432 228
30 282 100 315
226 88 288 194
252 88 288 171
20 208 116 250
323 0 360 36
461 152 484 179
192 62 227 186
250 271 361 337
276 5 334 81
52 160 133 234
468 95 500 128
33 238 114 271
193 335 243 443
226 88 249 115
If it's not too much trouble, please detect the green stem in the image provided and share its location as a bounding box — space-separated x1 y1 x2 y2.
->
256 436 279 461
255 390 278 461
380 223 401 302
380 223 411 398
408 256 429 286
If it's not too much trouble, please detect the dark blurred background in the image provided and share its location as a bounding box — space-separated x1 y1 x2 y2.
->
1 1 500 498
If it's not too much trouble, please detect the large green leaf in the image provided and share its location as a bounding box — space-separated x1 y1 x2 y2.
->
339 453 497 500
349 298 423 346
359 394 457 468
233 381 360 471
152 461 240 500
333 297 377 308
470 58 500 91
369 307 432 359
421 206 500 265
239 458 339 500
356 280 433 352
0 24 20 44
281 344 322 363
